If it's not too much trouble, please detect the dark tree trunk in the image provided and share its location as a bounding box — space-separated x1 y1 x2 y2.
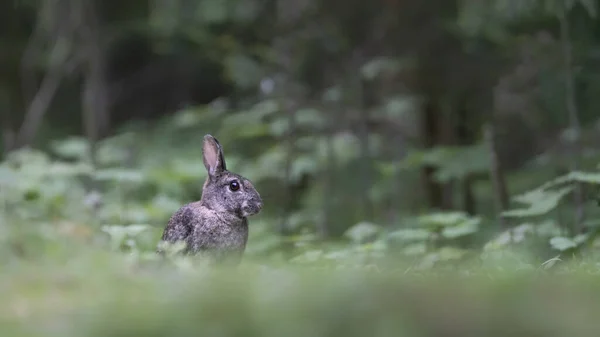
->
420 97 446 210
455 99 476 215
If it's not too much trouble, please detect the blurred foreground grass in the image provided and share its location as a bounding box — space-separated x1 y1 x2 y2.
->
2 244 600 337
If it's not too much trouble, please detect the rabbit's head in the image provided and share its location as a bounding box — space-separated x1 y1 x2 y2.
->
200 134 263 218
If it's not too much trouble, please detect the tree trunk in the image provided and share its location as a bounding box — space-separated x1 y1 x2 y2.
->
455 99 476 214
484 122 509 228
357 76 374 219
80 0 110 158
421 97 445 210
558 4 584 234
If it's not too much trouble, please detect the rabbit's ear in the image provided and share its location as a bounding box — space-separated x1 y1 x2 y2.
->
202 134 227 177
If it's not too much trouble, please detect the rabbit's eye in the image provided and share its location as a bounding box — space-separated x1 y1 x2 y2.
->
229 180 240 192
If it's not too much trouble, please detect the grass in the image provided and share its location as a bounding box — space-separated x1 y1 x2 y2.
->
1 236 600 337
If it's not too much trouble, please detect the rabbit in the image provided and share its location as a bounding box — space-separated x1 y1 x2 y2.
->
157 134 263 265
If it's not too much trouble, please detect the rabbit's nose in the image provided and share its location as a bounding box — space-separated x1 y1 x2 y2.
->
256 200 263 211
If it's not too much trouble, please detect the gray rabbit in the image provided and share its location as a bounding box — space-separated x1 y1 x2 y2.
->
158 134 263 265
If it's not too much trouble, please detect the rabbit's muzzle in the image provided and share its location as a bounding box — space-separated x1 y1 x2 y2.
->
241 198 263 217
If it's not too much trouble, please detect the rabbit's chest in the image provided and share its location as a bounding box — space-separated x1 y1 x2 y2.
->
189 218 248 253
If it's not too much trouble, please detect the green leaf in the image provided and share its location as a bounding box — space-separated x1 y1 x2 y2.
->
387 228 430 242
441 218 480 239
290 155 319 182
322 86 342 102
50 137 90 160
93 169 145 183
323 249 352 261
483 224 536 251
157 240 188 257
549 236 578 251
565 171 600 184
397 145 490 181
382 95 416 119
289 250 324 264
437 247 469 261
221 100 278 137
47 162 93 176
418 211 472 228
0 166 19 185
102 224 150 251
295 108 326 128
541 255 562 269
502 186 574 218
402 243 427 256
528 171 600 191
434 144 490 182
344 222 381 244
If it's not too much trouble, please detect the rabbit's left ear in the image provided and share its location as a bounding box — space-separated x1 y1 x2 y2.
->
202 134 227 177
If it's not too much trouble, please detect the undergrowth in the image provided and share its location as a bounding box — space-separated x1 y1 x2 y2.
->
3 110 600 336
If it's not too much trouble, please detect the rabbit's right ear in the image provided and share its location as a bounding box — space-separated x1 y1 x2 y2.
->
202 134 227 177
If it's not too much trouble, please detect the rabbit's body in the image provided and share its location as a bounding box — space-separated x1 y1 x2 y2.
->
158 135 262 264
162 201 248 262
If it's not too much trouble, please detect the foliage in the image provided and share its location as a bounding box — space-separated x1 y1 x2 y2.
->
4 105 600 269
4 140 600 336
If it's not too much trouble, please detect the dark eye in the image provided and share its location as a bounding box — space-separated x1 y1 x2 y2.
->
229 180 240 192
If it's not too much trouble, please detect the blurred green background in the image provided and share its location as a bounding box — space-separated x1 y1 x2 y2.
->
3 0 600 336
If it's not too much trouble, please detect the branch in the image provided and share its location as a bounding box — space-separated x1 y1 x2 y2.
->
15 41 67 148
14 0 72 149
20 18 45 107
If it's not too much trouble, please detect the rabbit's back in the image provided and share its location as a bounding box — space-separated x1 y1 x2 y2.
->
161 204 195 243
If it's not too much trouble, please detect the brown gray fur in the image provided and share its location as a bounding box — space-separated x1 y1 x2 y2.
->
158 134 263 265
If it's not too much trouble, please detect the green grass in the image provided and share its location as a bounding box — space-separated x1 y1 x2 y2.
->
0 238 600 337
